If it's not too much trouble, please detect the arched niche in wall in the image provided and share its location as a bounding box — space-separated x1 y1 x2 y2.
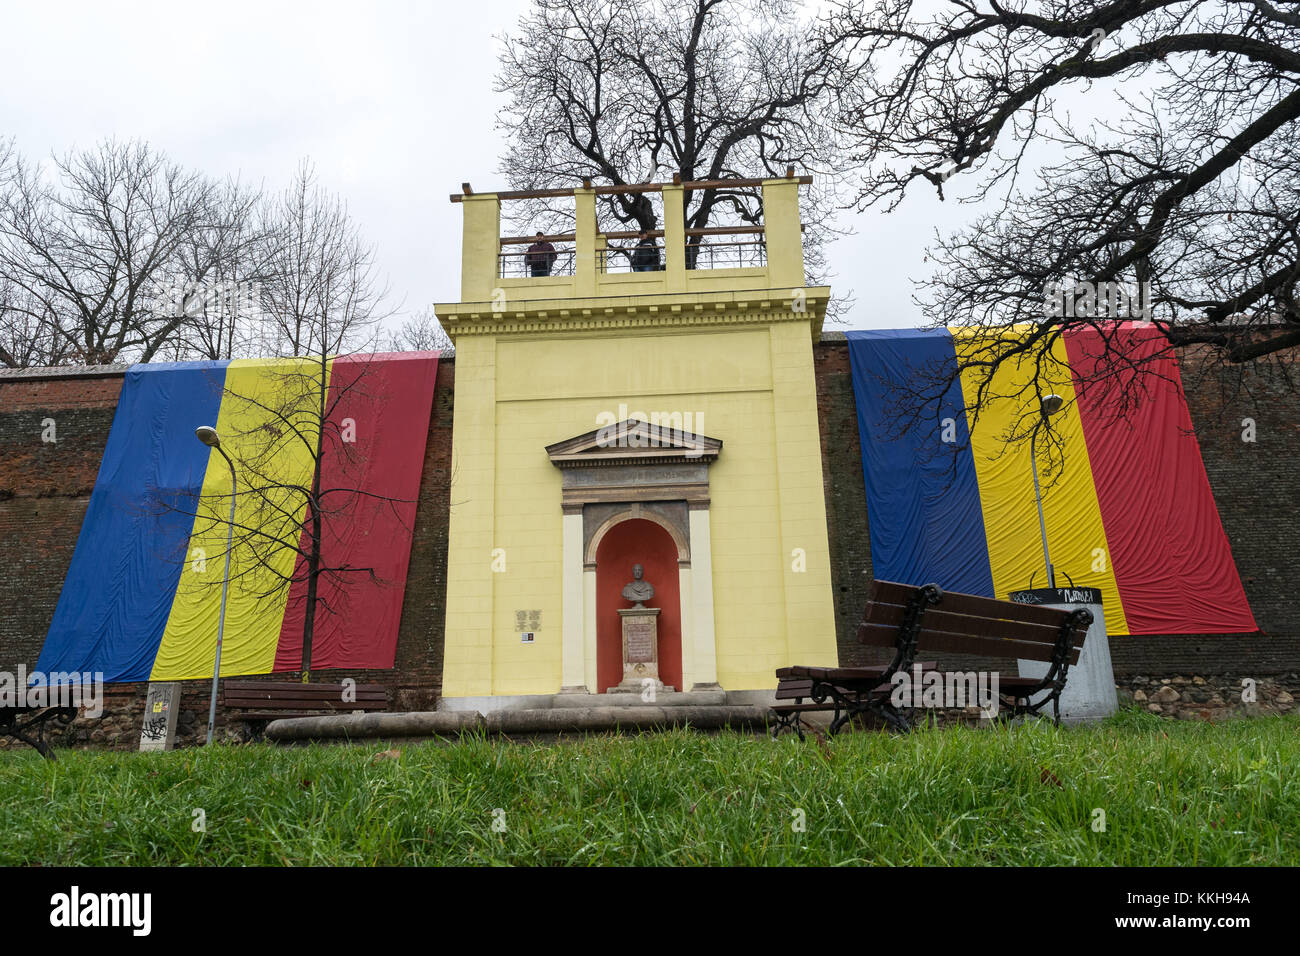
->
545 418 723 693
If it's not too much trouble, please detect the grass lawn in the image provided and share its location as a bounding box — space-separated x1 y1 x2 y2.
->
2 709 1296 866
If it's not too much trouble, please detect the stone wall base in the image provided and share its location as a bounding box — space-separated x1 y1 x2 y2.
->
1115 673 1297 720
2 673 1295 754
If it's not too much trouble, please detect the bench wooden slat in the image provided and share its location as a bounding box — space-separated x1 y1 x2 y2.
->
869 580 1077 630
862 600 1081 647
859 623 1081 665
221 688 388 699
222 688 388 697
772 702 840 714
775 680 815 699
891 670 1048 691
222 681 387 694
221 695 387 705
858 623 905 648
784 665 887 682
222 700 386 711
220 680 389 720
778 662 936 683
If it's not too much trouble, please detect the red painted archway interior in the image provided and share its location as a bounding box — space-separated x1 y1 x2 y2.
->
594 518 682 693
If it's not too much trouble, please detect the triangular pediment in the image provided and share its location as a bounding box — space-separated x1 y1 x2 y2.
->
546 418 721 467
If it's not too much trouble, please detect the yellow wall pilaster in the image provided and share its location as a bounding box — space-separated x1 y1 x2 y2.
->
441 334 498 697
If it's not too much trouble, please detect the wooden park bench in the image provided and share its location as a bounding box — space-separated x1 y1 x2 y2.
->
221 680 389 737
771 662 936 740
772 580 1092 737
0 703 78 759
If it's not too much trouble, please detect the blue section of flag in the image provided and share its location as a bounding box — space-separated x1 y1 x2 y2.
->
845 329 995 596
35 361 229 682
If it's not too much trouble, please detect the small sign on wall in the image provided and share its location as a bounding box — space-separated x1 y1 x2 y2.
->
521 632 536 644
139 682 180 752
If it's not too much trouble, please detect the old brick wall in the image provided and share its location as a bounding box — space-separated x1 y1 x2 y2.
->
1 335 1297 750
0 368 123 671
0 361 454 748
814 333 1300 677
814 337 883 668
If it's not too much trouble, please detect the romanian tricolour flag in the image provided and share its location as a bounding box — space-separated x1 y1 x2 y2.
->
35 352 439 682
846 324 1255 636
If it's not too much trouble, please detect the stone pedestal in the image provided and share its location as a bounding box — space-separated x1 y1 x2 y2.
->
139 681 181 751
608 606 671 694
1008 586 1116 721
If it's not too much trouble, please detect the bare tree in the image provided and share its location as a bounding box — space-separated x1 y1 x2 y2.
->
0 143 76 368
0 139 219 365
496 0 848 288
0 276 73 368
825 0 1300 439
258 161 386 359
180 162 398 679
160 178 282 362
388 308 453 354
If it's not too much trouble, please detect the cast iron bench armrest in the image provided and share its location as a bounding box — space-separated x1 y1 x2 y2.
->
0 704 79 760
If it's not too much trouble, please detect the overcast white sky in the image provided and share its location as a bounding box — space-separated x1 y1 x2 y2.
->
0 0 967 335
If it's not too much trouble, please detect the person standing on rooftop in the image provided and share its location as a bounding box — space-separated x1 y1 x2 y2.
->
631 230 660 272
525 231 557 277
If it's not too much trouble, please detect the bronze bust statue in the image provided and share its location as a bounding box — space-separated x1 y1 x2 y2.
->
620 563 655 607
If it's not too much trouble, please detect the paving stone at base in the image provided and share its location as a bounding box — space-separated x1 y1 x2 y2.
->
487 705 766 734
550 690 727 709
265 710 482 742
263 704 768 742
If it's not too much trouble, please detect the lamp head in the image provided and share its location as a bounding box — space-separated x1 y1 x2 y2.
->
1040 394 1064 417
195 425 221 447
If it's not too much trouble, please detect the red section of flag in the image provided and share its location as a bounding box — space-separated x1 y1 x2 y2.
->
1064 324 1255 634
275 352 440 672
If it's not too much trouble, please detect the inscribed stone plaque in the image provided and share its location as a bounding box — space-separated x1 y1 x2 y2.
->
612 606 662 693
625 616 656 663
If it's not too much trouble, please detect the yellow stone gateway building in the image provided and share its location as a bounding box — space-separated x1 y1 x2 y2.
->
435 174 838 707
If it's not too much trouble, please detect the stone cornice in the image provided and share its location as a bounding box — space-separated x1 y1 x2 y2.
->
435 287 829 339
0 364 128 382
546 418 722 466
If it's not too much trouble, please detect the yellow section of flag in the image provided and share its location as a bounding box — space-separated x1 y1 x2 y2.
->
150 358 330 680
952 329 1129 636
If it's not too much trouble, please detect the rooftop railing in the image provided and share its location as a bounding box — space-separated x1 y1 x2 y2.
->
498 226 768 279
499 239 577 278
454 172 811 302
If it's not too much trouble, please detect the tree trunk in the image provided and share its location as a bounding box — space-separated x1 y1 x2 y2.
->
300 368 328 682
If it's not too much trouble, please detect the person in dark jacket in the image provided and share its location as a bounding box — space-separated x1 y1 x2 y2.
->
525 232 557 277
630 230 661 272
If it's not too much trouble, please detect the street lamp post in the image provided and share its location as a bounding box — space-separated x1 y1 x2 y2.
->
195 426 235 747
1030 394 1064 590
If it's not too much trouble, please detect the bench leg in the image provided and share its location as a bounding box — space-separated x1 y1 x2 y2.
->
770 711 807 742
3 707 75 761
998 691 1061 726
829 699 910 735
883 707 915 738
770 712 787 740
5 727 55 760
880 703 911 734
